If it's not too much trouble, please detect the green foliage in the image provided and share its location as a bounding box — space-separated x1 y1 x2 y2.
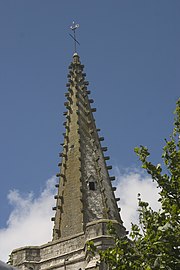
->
98 99 180 269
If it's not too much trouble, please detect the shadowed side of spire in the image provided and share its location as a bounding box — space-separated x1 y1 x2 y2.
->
52 54 83 240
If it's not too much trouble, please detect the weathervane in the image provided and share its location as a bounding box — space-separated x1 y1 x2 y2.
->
69 21 80 53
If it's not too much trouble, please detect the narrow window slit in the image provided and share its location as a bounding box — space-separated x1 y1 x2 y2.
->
89 182 95 191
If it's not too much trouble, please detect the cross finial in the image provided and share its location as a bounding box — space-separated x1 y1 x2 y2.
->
69 21 80 53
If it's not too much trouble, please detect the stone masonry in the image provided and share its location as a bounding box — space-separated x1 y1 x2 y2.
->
10 53 126 270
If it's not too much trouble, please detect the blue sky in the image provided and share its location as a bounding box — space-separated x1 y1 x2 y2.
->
0 0 179 261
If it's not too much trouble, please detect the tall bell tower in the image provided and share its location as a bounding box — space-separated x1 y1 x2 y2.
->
10 46 126 270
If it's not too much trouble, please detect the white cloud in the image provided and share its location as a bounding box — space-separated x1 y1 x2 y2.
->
115 167 161 233
0 169 161 263
0 176 56 263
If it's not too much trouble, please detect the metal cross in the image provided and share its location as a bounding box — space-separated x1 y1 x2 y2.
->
69 21 80 53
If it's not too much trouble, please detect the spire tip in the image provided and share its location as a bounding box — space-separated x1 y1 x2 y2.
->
73 52 79 57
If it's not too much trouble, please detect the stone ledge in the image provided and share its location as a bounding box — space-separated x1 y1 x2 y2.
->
11 246 40 254
86 219 121 227
40 247 84 265
11 231 85 255
42 231 85 247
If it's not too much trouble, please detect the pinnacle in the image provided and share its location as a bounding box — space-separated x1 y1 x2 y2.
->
73 52 79 57
52 54 125 241
73 52 80 63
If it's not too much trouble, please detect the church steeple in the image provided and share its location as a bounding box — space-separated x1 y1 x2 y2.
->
52 53 125 240
10 52 126 270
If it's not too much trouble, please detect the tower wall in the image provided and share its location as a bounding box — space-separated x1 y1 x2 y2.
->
10 219 124 270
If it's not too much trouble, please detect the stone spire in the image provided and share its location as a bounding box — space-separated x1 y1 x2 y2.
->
52 53 125 241
10 53 126 270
